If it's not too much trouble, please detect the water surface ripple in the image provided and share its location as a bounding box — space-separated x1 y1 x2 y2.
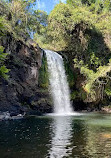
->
0 113 111 158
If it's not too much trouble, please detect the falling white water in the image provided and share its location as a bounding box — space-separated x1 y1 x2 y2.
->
45 50 73 114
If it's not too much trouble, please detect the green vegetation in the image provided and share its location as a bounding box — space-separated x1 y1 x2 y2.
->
38 54 49 88
64 60 75 88
0 0 48 42
0 46 9 79
74 58 111 102
1 0 111 107
0 17 9 79
35 0 111 105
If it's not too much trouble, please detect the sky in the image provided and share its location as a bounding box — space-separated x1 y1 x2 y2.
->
35 0 66 14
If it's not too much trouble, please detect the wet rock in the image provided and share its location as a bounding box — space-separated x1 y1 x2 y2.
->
0 111 25 121
101 107 111 113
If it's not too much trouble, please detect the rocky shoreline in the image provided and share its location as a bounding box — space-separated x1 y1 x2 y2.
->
1 107 111 121
0 111 25 121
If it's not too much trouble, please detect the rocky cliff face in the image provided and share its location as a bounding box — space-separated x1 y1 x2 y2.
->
0 35 52 115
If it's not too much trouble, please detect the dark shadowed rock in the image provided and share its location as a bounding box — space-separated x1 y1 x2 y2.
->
0 35 52 115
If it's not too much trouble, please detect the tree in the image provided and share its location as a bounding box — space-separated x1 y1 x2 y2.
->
0 0 48 41
67 0 111 13
28 10 48 37
67 0 82 6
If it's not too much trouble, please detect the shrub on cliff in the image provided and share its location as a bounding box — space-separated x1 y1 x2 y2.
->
0 46 9 79
0 17 9 79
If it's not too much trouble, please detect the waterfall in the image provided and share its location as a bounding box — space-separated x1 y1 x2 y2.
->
45 50 73 114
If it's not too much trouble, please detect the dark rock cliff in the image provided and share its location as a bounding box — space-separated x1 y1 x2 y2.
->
0 35 52 115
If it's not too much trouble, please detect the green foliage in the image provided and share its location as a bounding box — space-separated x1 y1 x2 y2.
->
105 82 111 97
0 65 9 79
74 58 111 102
33 1 111 105
0 17 6 36
67 0 82 6
71 90 78 100
38 3 97 51
47 3 73 50
0 0 48 41
1 0 111 106
38 54 49 88
47 3 90 50
0 46 7 62
64 60 75 88
0 46 9 79
34 2 111 52
0 17 9 79
27 10 48 37
67 0 111 13
105 87 111 97
90 53 101 67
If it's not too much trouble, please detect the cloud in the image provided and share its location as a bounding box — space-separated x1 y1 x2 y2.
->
36 0 46 10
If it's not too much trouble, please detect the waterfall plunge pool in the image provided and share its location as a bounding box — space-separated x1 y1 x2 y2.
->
1 51 110 157
0 113 111 158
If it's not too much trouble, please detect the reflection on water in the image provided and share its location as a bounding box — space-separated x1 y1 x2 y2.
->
84 119 111 157
48 116 73 158
0 114 111 158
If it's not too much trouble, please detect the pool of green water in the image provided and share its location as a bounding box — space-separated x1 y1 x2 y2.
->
0 113 111 158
